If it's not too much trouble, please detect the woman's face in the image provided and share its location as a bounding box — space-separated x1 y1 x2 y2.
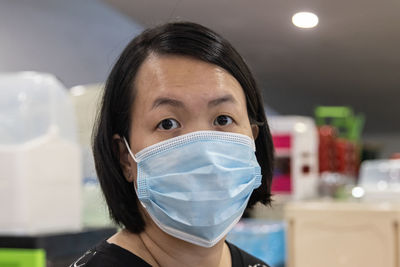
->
124 54 258 181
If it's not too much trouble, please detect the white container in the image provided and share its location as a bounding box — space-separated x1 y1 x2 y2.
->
358 159 400 202
69 84 113 228
0 72 82 235
268 116 319 200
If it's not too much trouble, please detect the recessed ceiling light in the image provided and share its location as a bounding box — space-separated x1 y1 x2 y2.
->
292 12 319 28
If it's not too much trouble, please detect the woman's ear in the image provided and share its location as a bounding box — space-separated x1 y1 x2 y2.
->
113 134 135 183
251 124 259 140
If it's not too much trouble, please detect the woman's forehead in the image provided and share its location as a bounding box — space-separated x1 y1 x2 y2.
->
134 54 246 106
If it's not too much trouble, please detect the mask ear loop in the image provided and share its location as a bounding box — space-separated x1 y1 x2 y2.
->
123 137 138 163
123 137 145 206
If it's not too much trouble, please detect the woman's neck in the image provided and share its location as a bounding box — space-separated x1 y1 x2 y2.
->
140 221 231 267
109 223 231 267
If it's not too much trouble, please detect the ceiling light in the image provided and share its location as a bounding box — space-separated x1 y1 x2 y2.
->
292 12 319 28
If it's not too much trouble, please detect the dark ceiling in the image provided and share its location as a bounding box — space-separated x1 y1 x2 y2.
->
103 0 400 134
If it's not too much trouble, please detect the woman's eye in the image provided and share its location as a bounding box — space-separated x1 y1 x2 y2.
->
214 115 233 126
157 118 180 130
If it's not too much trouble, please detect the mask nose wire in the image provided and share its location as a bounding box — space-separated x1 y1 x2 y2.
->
123 137 138 163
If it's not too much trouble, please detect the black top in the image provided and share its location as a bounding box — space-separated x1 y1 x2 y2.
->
69 239 270 267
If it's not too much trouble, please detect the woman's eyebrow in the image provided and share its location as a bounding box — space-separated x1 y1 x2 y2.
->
151 94 237 110
151 97 185 110
208 94 237 107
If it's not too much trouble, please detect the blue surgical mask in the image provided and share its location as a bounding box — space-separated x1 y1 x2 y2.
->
123 130 262 247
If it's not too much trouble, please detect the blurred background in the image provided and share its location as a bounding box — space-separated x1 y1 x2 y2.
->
0 0 399 266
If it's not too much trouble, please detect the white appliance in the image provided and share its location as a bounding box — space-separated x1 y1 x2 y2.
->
268 116 319 200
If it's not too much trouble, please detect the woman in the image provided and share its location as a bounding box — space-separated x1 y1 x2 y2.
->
71 21 274 267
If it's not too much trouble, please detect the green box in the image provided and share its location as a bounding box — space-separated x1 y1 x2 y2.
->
0 248 45 267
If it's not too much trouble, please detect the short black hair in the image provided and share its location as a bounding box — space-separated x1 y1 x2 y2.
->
93 21 274 233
